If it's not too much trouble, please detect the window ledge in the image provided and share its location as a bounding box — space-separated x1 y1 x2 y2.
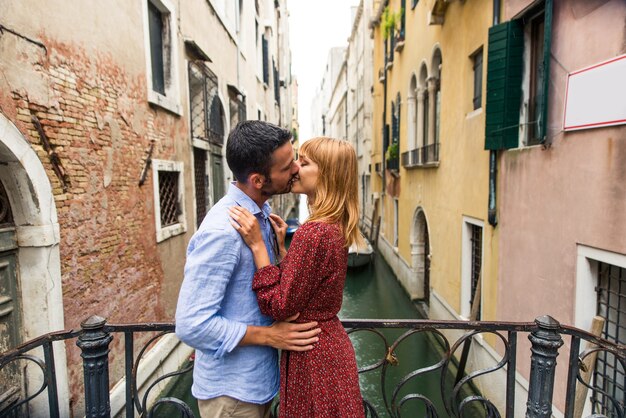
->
394 40 405 53
403 161 440 169
386 61 393 70
148 91 182 116
466 107 483 119
157 223 187 243
387 168 400 178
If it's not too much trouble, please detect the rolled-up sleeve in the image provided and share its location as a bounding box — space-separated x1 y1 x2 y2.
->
175 228 247 358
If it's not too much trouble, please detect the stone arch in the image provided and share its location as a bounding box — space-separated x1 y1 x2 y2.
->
0 112 69 414
410 207 431 303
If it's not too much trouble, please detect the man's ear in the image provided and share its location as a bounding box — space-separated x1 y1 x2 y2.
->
248 173 265 190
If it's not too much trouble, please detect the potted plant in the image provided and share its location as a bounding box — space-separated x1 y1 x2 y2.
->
385 142 399 171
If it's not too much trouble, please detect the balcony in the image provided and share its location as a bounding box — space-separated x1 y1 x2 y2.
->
386 156 399 172
401 142 440 168
1 315 624 417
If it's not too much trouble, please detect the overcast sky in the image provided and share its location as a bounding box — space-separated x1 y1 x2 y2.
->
288 0 359 141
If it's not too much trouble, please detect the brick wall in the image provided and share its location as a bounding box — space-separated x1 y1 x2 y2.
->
4 37 185 411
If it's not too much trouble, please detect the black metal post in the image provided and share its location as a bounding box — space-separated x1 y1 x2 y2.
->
526 315 564 418
77 315 113 418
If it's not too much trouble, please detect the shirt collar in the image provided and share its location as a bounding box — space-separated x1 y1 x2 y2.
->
227 182 272 219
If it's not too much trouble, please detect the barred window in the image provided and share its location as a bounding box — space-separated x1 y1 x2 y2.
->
593 262 626 416
470 224 483 320
189 61 223 145
159 171 179 227
152 159 186 242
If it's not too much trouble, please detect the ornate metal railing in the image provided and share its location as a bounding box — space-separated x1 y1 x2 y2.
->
1 315 625 417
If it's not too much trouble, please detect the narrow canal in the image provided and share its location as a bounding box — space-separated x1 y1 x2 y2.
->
158 250 477 417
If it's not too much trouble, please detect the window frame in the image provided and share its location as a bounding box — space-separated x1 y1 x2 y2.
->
143 0 182 115
526 11 546 146
461 217 484 320
471 47 484 111
152 159 187 242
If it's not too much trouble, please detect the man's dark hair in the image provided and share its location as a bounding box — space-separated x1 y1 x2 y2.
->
226 120 292 182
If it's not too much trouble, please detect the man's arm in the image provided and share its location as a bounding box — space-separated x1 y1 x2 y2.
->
241 314 321 351
175 228 247 357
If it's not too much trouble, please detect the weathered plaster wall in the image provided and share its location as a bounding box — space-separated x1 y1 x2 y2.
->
497 0 626 410
0 0 191 411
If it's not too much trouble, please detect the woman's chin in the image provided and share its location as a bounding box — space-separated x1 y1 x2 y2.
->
290 183 302 194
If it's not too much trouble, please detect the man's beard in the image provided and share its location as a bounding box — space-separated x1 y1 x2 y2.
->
260 174 297 197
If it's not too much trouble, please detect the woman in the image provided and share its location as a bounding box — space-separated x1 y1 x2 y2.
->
229 137 365 418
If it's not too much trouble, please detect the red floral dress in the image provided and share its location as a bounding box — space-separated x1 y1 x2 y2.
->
252 221 365 418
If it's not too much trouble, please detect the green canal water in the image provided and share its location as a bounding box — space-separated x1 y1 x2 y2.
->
155 251 479 417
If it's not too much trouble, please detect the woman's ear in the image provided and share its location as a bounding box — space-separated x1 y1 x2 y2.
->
248 173 265 190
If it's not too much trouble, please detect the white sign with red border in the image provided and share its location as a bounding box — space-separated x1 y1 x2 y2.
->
563 54 626 131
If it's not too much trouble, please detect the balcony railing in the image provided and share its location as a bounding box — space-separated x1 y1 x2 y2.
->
386 157 399 172
1 315 625 417
401 142 440 168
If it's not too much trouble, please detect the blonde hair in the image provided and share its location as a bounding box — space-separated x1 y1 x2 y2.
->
300 137 364 248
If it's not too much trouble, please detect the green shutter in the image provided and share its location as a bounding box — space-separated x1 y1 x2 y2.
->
485 20 524 150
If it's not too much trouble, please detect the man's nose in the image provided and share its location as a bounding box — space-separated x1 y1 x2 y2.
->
292 160 301 174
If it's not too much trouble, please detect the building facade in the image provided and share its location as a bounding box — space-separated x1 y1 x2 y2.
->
491 1 626 415
0 0 296 414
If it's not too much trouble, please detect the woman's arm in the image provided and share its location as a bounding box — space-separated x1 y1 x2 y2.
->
229 206 271 269
252 222 335 321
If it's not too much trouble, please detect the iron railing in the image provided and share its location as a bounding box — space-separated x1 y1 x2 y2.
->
401 142 440 168
1 315 625 417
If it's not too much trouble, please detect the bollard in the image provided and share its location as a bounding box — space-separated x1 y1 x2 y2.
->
526 315 564 418
76 315 113 418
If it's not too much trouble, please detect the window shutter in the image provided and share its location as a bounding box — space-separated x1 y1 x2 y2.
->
485 20 524 150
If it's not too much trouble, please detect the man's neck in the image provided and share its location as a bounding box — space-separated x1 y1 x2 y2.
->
234 181 268 210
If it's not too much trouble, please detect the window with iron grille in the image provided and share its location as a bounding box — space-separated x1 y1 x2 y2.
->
188 61 223 145
159 171 179 227
193 148 208 228
470 224 482 320
593 262 626 416
152 159 186 242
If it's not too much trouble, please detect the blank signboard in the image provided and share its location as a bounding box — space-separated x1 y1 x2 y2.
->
563 54 626 131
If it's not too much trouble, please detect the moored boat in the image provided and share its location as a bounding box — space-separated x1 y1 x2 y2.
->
347 238 374 269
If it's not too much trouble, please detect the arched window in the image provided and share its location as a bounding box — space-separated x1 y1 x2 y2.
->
419 64 429 148
432 49 442 150
408 75 418 150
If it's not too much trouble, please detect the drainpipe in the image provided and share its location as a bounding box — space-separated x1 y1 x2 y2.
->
488 0 500 227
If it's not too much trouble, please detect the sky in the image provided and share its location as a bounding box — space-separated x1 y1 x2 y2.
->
287 0 359 142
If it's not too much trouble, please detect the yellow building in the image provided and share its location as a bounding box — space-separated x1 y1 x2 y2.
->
371 0 497 323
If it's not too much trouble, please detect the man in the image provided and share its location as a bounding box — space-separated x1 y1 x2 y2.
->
175 121 320 418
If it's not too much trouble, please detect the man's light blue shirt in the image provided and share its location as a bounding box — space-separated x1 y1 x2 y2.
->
175 183 278 403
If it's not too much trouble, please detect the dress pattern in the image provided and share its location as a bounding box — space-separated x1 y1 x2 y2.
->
252 221 365 418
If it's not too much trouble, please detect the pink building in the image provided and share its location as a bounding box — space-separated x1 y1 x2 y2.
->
489 0 626 414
